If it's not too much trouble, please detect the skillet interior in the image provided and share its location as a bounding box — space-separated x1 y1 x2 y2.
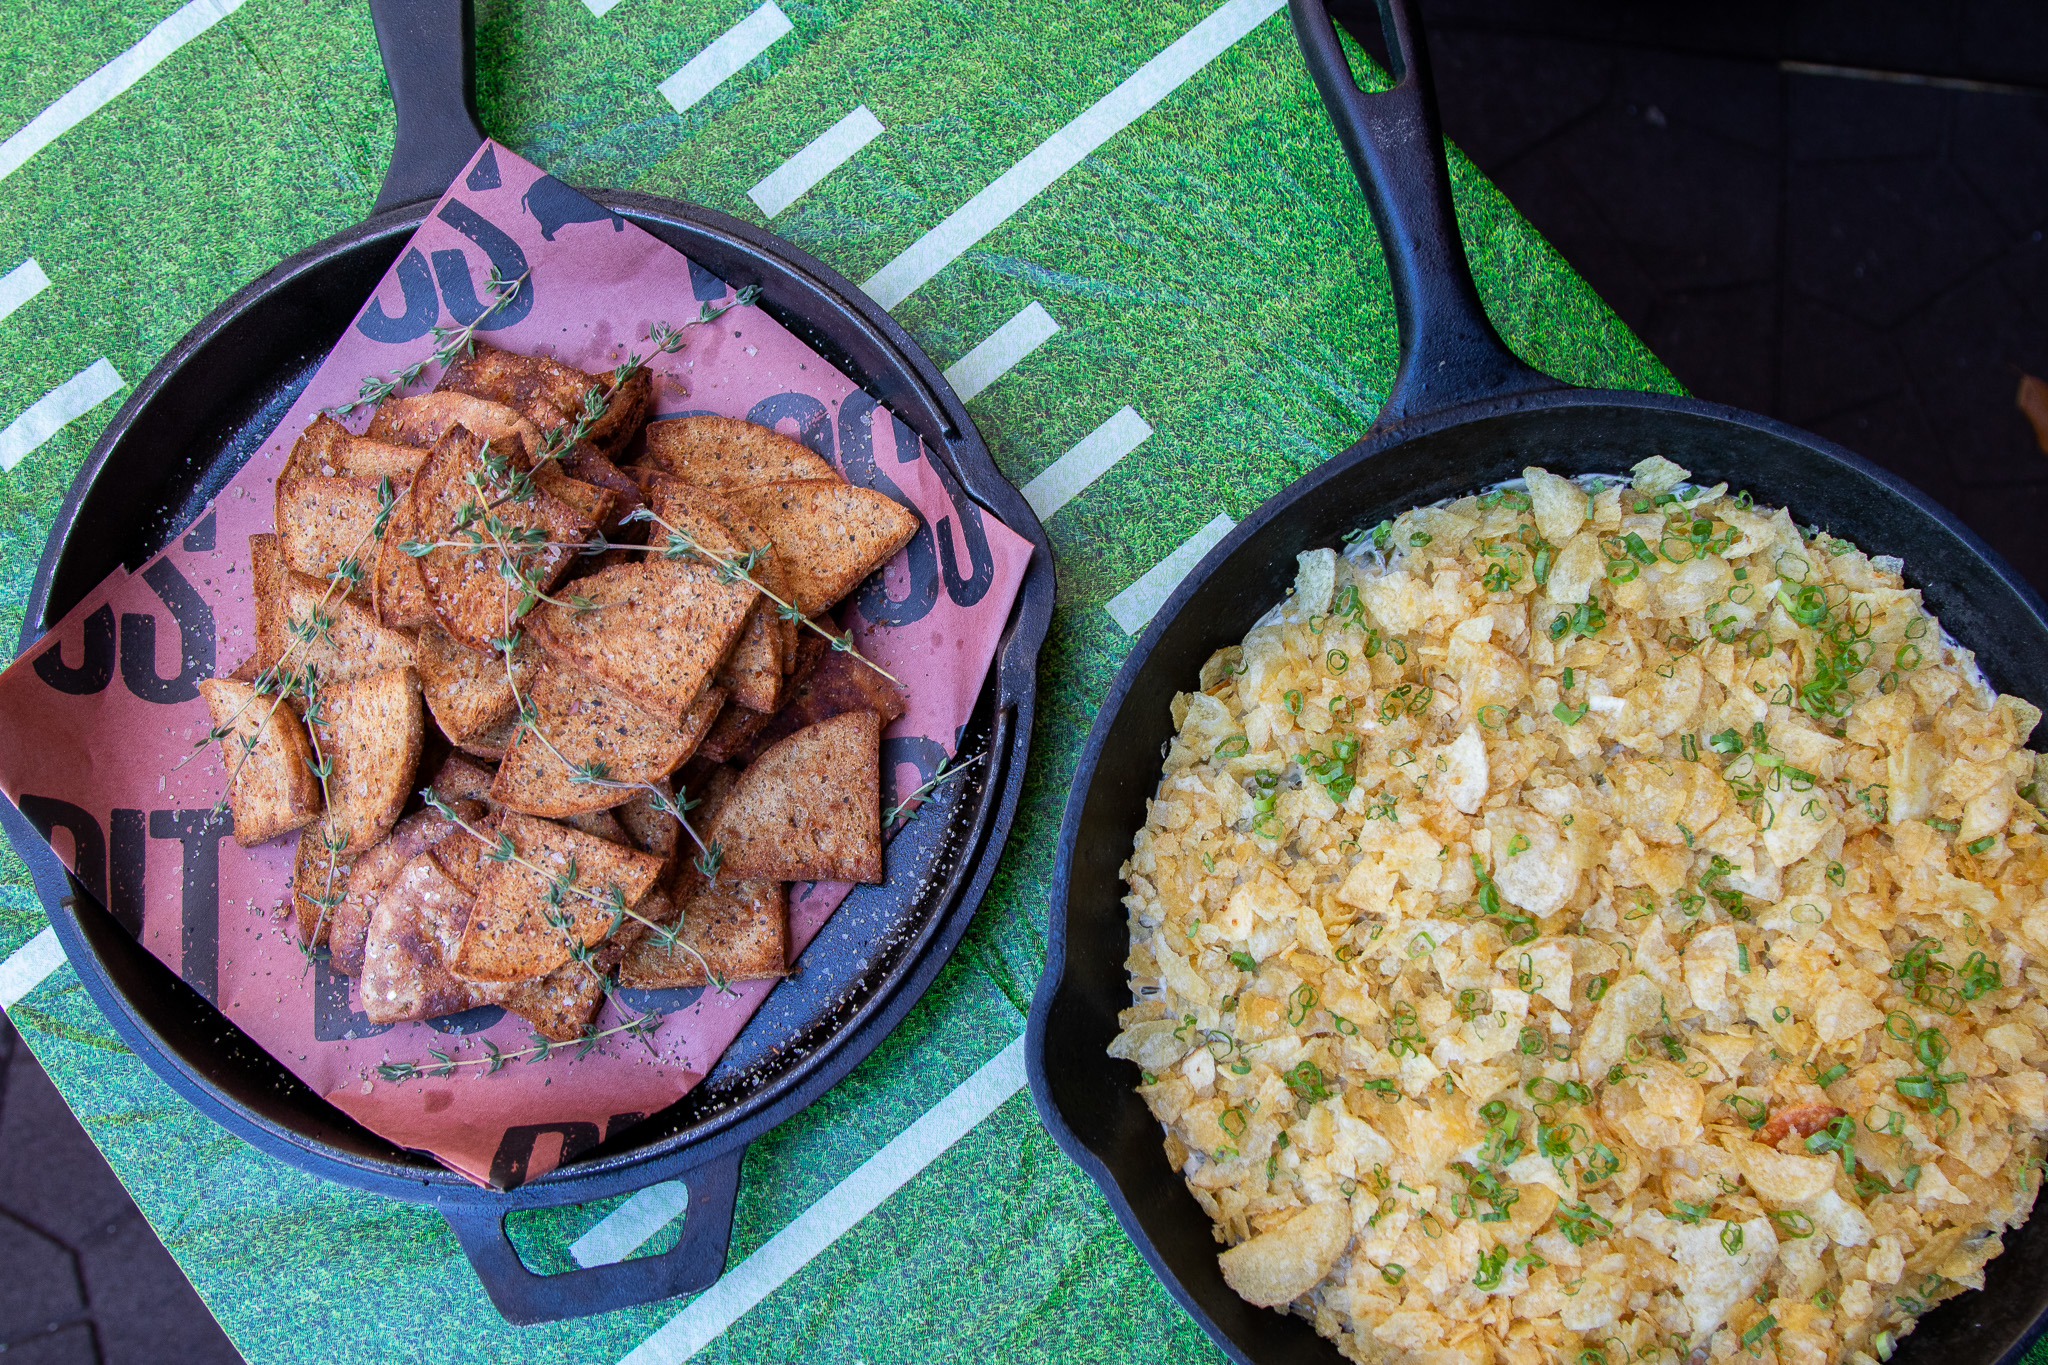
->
21 194 1048 1205
1035 390 2048 1365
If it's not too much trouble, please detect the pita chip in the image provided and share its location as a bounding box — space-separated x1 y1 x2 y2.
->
722 481 919 617
197 678 322 846
450 812 664 982
527 560 755 727
706 710 881 882
639 415 840 489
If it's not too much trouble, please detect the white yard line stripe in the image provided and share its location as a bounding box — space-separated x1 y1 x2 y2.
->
862 0 1286 310
942 301 1060 401
1106 513 1237 635
0 260 52 327
583 0 625 15
1021 406 1152 521
0 0 246 183
747 105 885 218
0 358 125 473
573 1180 693 1268
618 1036 1026 1365
0 928 66 1011
658 1 794 115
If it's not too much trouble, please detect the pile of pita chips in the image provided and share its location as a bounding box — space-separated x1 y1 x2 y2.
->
204 339 922 1044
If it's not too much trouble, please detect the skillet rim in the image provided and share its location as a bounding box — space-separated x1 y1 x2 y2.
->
15 188 1053 1206
1027 381 2048 1365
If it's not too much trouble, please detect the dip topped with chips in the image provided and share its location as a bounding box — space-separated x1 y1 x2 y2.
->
1111 458 2048 1365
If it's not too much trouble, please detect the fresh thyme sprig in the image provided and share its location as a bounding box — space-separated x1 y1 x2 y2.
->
374 1009 668 1083
623 508 901 686
883 752 983 826
325 269 530 417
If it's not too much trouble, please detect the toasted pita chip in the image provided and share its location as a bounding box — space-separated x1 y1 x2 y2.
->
560 445 646 530
326 803 480 976
438 340 652 458
227 654 260 683
708 710 881 882
694 698 774 766
416 626 521 747
308 667 423 854
722 481 919 617
410 425 597 651
501 889 655 1041
450 812 665 982
284 413 424 484
277 475 391 580
428 752 497 804
527 560 755 727
372 483 434 628
742 642 907 763
636 479 787 710
618 879 785 987
491 663 721 818
616 779 682 882
251 535 288 670
363 396 548 630
430 819 489 894
197 678 323 846
359 852 506 1024
367 391 546 462
290 829 354 949
460 716 520 761
640 415 840 489
254 539 417 683
537 469 616 531
497 959 606 1041
559 808 630 844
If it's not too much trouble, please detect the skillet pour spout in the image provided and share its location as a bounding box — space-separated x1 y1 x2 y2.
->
1026 3 2048 1364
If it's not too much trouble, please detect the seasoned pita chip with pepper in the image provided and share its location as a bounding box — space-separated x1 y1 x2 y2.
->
527 560 755 728
639 414 840 490
742 643 906 762
491 661 722 818
368 391 548 462
722 480 919 617
408 425 597 652
281 413 424 484
450 811 665 982
306 666 423 855
326 803 482 977
632 475 788 710
617 878 785 987
438 339 651 459
290 829 353 949
251 536 416 683
359 851 505 1025
196 678 322 846
276 475 393 581
706 710 881 882
414 625 532 750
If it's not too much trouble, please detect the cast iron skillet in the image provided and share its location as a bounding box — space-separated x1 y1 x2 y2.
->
1026 1 2048 1362
1 0 1051 1327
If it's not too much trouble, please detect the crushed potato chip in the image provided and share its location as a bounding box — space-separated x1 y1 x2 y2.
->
1114 468 2048 1365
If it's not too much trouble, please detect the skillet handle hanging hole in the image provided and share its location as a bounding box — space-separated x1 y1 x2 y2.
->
440 1145 745 1326
1287 0 1559 426
369 0 488 216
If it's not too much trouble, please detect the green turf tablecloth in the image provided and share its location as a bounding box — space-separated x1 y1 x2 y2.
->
0 2 1679 1360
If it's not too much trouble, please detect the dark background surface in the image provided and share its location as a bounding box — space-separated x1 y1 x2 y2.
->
4 3 2045 1359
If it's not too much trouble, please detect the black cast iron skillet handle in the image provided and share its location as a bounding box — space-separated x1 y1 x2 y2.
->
1288 0 1559 427
438 1147 743 1326
361 0 746 1319
369 0 486 214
